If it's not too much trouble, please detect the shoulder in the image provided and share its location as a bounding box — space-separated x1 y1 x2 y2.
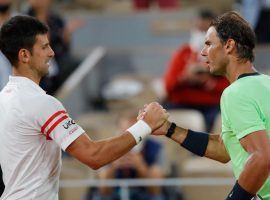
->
23 94 68 129
221 84 236 103
220 83 248 111
222 80 248 99
26 94 65 116
222 74 270 99
220 78 265 112
33 94 62 106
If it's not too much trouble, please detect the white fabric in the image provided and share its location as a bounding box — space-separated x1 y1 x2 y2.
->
127 120 151 144
0 76 85 200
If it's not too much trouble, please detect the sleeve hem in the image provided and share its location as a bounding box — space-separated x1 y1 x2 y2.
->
236 125 266 139
61 127 85 151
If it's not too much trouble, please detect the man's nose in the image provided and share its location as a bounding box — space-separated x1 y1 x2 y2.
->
200 46 207 57
48 46 55 57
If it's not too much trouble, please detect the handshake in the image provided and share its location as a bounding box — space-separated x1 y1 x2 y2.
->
126 102 172 144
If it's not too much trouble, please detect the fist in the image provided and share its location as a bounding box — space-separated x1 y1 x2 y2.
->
140 102 169 131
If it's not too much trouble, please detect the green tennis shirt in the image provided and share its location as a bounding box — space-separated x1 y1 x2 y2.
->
221 73 270 199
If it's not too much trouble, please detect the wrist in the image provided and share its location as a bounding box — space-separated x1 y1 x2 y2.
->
166 122 176 138
127 120 151 144
180 129 209 157
226 181 255 200
164 121 172 133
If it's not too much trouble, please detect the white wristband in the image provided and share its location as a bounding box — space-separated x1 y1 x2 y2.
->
127 120 152 144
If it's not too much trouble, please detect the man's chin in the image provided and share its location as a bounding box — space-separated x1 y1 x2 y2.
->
39 70 49 78
210 68 223 76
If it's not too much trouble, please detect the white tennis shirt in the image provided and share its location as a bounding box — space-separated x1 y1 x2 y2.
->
0 76 85 200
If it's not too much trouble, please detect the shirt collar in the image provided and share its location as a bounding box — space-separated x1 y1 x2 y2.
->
9 76 46 94
237 72 260 80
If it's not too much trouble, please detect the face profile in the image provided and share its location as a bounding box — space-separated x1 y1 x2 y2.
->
201 27 228 76
28 34 55 78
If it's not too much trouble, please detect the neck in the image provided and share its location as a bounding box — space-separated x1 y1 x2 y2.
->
12 66 41 85
225 59 255 83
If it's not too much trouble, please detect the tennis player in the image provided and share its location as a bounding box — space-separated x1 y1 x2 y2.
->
150 11 270 200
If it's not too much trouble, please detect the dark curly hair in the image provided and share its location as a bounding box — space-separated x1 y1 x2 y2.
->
211 11 256 62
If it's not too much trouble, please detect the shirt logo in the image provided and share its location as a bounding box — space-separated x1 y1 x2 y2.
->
229 192 233 198
62 119 76 129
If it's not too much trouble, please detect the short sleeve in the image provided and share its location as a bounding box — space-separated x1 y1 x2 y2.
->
31 95 85 151
221 89 266 139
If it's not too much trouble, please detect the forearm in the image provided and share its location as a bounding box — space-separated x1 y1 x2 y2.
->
238 152 270 194
205 134 231 163
67 132 137 170
87 132 137 169
67 119 153 170
169 125 230 163
68 102 168 170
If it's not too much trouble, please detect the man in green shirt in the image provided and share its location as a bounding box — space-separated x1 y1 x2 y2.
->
148 11 270 200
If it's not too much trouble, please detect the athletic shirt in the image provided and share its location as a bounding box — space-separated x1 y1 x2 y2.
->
221 73 270 199
0 76 85 200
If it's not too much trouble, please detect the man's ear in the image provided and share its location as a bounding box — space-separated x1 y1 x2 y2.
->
18 49 31 63
224 39 236 54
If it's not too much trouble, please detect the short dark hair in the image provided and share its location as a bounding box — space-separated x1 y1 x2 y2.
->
0 15 49 66
211 11 256 62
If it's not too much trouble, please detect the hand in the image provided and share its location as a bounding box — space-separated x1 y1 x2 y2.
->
137 104 147 121
152 120 171 136
138 105 171 136
138 102 169 131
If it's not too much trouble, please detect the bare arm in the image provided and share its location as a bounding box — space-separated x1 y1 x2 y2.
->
205 133 230 163
66 102 169 170
238 130 270 193
153 121 230 163
66 132 136 170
